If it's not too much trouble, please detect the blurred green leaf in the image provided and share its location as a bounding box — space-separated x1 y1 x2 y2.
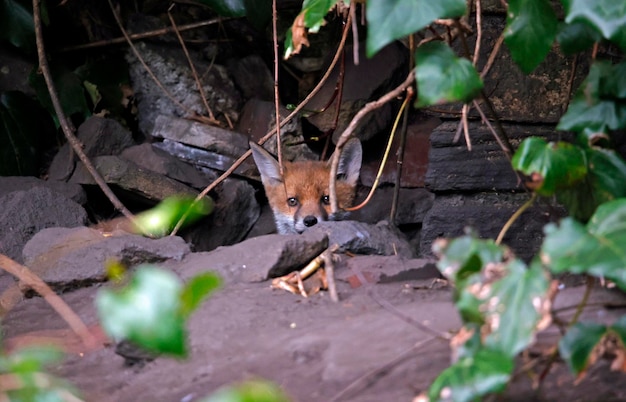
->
558 322 607 374
366 0 466 57
0 0 35 53
415 42 483 107
284 0 339 59
428 348 513 402
562 0 626 51
434 234 504 283
557 21 602 54
504 0 558 73
541 199 626 290
558 61 626 134
243 0 272 29
135 196 214 237
511 137 587 197
200 379 292 402
0 346 63 374
180 272 221 318
96 265 187 356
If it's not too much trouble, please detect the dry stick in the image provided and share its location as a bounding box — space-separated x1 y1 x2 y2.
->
329 72 416 213
59 18 226 52
106 0 191 117
320 246 339 302
32 0 136 225
473 0 482 66
472 99 509 157
480 33 504 79
350 0 359 66
0 254 99 350
329 337 436 402
167 5 218 124
170 13 354 236
272 0 283 171
389 88 412 223
347 90 412 212
495 192 536 245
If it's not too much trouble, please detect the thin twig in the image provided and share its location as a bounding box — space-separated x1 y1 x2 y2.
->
472 0 482 66
33 0 137 226
167 5 218 124
0 254 99 350
350 1 359 65
59 18 227 52
170 13 354 236
321 248 339 303
496 193 536 245
329 72 416 213
472 99 510 158
272 0 283 171
480 34 504 78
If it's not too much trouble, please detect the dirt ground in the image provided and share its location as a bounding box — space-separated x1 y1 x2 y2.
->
3 249 626 402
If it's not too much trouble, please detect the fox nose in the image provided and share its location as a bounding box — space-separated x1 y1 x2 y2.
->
303 216 318 227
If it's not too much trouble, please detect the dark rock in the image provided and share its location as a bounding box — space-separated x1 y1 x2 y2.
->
351 187 434 226
237 99 316 162
359 115 439 188
304 42 409 143
69 155 199 203
173 230 329 283
0 187 88 263
229 55 274 101
22 227 190 292
419 193 567 262
425 122 564 192
126 42 241 135
0 176 87 204
48 116 135 181
121 143 212 190
245 203 278 238
309 220 414 258
184 178 260 252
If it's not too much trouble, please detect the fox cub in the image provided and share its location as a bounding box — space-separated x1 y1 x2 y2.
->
250 139 362 234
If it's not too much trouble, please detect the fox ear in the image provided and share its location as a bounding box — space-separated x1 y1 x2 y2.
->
334 138 362 185
249 142 283 185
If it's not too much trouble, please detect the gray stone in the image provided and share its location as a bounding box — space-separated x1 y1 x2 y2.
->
335 255 441 286
184 178 260 252
22 227 190 292
351 187 435 226
48 116 135 181
229 55 274 101
120 143 212 190
0 187 88 263
127 42 241 135
419 193 567 262
173 230 329 283
69 155 199 202
309 220 414 258
425 122 566 192
0 176 86 204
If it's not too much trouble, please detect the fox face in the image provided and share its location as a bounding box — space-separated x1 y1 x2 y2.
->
250 139 362 234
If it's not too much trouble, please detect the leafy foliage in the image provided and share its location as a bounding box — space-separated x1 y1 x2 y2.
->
96 265 221 357
200 379 292 402
135 196 215 237
0 0 35 53
562 0 626 51
504 0 558 73
366 0 466 57
414 42 483 107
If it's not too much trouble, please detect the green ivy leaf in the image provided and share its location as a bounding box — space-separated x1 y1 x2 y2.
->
414 42 483 107
504 0 558 73
284 0 339 59
196 0 247 17
428 348 513 402
135 195 214 237
558 322 607 374
434 234 504 284
611 315 626 348
562 0 626 51
200 379 292 402
558 61 626 134
483 261 550 357
366 0 466 57
511 137 587 197
96 266 188 356
180 272 221 318
541 199 626 290
1 346 64 374
557 21 602 54
0 0 35 53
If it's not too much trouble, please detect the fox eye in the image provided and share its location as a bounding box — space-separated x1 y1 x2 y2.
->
321 195 330 205
287 197 298 207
